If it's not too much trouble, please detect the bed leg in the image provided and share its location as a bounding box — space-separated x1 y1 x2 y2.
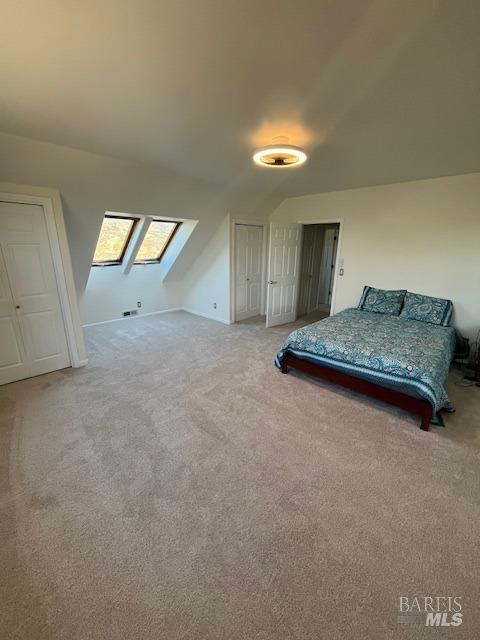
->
281 357 288 374
420 406 432 432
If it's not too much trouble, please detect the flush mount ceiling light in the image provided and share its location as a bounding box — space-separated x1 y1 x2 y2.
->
253 137 307 168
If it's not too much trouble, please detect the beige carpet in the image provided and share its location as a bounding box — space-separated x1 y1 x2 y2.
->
1 310 479 639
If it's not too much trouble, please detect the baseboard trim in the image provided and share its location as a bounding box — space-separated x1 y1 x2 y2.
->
73 358 89 368
82 307 183 328
182 307 231 325
83 307 231 328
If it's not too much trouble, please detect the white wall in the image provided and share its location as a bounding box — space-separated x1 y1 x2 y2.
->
3 132 478 337
0 131 224 293
182 209 272 324
271 173 480 340
0 132 281 326
182 215 231 324
80 266 185 326
79 217 199 325
0 131 234 326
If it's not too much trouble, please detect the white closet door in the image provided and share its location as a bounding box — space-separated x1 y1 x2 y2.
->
266 223 302 328
235 224 263 321
0 248 30 385
0 202 70 383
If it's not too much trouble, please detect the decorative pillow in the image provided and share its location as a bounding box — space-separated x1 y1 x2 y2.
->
400 292 453 326
358 286 406 316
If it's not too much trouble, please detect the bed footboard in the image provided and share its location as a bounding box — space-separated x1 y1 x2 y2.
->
281 353 433 431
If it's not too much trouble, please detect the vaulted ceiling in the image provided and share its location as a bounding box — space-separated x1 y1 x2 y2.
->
1 0 479 203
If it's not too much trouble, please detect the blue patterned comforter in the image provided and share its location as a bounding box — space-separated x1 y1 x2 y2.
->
275 308 455 412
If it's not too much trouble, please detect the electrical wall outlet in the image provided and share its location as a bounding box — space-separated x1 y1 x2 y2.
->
213 302 217 309
137 301 142 308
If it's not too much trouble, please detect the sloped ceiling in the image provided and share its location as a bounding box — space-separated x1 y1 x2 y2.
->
1 0 479 204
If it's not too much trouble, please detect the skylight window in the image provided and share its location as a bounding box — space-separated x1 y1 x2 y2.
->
134 220 181 264
92 215 138 265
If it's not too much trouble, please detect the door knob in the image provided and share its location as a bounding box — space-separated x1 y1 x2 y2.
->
15 305 20 309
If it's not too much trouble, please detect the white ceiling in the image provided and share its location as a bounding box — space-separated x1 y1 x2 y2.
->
1 0 479 201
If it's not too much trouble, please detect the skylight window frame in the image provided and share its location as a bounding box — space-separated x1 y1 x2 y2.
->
92 214 139 267
133 219 182 265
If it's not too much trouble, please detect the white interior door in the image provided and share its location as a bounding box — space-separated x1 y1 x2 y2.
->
266 223 302 328
0 247 30 384
0 202 70 384
235 224 263 321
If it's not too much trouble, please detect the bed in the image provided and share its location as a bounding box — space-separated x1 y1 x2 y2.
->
275 307 456 431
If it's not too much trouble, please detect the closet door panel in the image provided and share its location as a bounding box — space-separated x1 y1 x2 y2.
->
0 202 70 382
0 247 29 385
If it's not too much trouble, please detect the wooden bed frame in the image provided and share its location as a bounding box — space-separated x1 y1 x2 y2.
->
281 353 433 431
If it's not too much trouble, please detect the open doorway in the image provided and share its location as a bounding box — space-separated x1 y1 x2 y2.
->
297 223 340 323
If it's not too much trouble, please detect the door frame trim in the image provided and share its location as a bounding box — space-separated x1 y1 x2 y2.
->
298 218 343 316
0 183 88 368
229 218 268 324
